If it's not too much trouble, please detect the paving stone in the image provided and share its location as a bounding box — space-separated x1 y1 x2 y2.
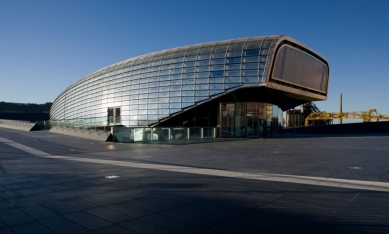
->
64 211 112 230
140 213 203 233
0 200 15 211
6 197 36 208
61 198 99 210
38 216 88 234
0 208 34 226
41 201 80 215
0 226 15 234
119 219 180 234
94 224 138 234
10 221 54 234
85 207 134 223
20 205 58 220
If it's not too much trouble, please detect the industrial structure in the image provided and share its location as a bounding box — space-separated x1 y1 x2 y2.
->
50 35 329 138
304 109 389 126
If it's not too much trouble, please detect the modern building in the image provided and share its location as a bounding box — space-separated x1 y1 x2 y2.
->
50 35 329 138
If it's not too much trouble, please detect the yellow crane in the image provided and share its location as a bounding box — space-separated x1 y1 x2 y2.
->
305 109 389 126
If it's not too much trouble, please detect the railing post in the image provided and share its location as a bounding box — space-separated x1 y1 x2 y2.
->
187 128 190 139
200 128 204 138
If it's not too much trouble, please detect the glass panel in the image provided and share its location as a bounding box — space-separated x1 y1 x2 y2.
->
210 71 224 77
183 73 195 78
198 54 211 60
210 77 224 83
158 98 169 103
244 44 261 49
184 68 195 73
195 96 207 102
243 50 260 56
182 97 194 102
160 75 170 81
170 103 181 108
148 98 158 103
195 91 208 96
184 61 196 67
226 64 240 70
195 84 209 89
210 65 224 71
225 70 240 76
183 79 195 84
221 103 235 137
171 74 182 80
159 86 169 92
226 58 241 63
227 51 242 57
159 81 170 86
195 78 209 84
242 77 258 83
209 59 224 66
169 91 181 97
170 85 181 91
182 91 194 96
185 55 196 61
242 63 259 69
242 70 258 76
197 60 209 66
171 80 182 85
210 89 224 95
210 84 224 89
182 102 193 108
196 66 209 72
171 69 182 74
212 53 225 58
182 85 194 90
170 97 181 102
172 63 183 68
158 103 169 108
228 45 244 51
158 109 169 114
172 57 184 63
225 83 240 89
149 87 158 93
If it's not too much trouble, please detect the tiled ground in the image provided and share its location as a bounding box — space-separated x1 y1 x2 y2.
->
0 128 388 233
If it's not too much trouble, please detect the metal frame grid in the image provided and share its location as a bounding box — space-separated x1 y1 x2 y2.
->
51 36 280 126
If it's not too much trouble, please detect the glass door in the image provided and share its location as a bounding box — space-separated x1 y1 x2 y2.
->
221 103 235 137
107 107 121 125
247 116 259 137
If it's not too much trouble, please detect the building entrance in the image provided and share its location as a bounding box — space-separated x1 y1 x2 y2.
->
107 107 121 125
247 116 259 137
219 102 281 138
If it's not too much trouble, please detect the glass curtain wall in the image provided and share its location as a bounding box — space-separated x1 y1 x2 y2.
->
220 102 281 138
51 36 278 127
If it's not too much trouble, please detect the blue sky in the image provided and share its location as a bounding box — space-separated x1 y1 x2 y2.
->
1 0 389 115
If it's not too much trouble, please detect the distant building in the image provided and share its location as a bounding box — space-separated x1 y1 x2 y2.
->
50 35 329 137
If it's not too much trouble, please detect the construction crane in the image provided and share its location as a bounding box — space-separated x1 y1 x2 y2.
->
305 109 389 126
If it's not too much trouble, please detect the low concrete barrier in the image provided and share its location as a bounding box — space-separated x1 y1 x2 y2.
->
49 125 112 141
0 119 41 131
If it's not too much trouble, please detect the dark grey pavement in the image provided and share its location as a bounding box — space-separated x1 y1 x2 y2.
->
0 127 389 233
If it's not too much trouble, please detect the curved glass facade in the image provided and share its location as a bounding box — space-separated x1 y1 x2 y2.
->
51 36 281 126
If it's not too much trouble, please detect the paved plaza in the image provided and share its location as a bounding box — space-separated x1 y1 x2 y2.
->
0 128 388 233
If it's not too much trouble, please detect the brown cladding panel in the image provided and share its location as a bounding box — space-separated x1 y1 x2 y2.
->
272 45 328 92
